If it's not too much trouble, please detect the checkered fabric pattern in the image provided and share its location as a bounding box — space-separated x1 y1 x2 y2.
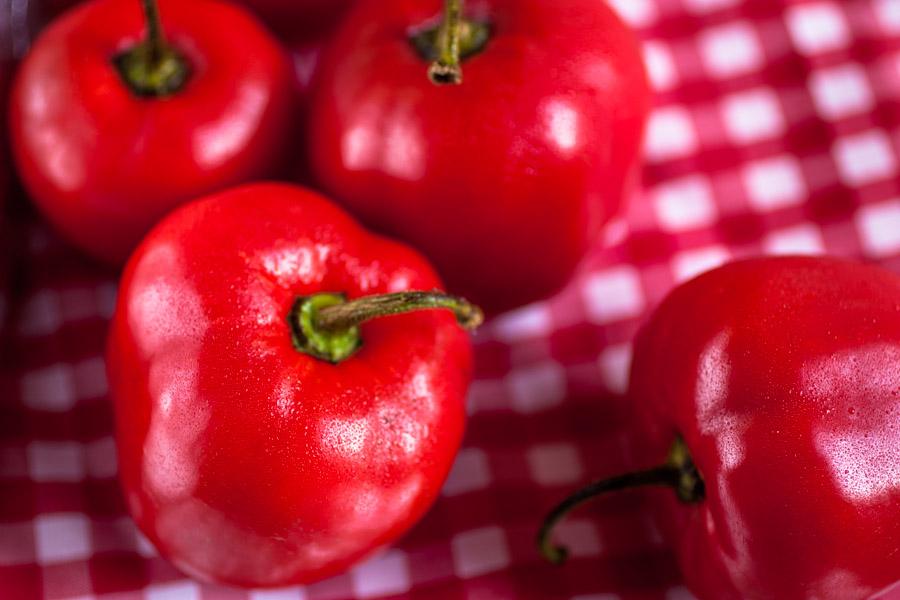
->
3 0 900 598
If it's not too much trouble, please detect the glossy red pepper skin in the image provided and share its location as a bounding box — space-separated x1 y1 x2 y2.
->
107 183 472 587
630 257 900 599
10 0 295 265
307 0 650 314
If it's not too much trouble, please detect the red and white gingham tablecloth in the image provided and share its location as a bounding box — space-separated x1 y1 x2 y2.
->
2 0 900 598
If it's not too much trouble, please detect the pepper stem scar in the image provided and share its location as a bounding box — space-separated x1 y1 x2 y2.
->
113 0 191 97
289 291 483 363
537 437 705 565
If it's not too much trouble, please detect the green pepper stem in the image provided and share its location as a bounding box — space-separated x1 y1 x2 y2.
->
537 438 705 565
289 291 483 364
315 291 483 332
537 466 680 564
142 0 165 65
410 1 490 83
112 0 190 97
428 0 464 85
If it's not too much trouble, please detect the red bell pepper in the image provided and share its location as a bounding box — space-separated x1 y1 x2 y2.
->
307 0 650 314
107 183 481 586
541 256 900 599
10 0 294 264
